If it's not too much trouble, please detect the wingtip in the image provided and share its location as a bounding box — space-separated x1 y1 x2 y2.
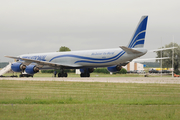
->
4 56 20 59
4 56 10 58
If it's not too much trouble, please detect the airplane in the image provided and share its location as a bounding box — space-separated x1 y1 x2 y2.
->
5 16 148 77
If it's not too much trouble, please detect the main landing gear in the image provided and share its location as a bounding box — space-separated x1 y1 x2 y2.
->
57 69 68 77
19 74 33 77
80 72 90 77
58 72 68 77
80 68 94 77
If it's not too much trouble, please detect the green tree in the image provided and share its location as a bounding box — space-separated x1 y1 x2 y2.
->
58 46 71 52
119 68 127 74
156 42 180 74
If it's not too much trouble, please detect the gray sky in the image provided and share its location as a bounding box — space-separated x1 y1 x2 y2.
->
0 0 180 62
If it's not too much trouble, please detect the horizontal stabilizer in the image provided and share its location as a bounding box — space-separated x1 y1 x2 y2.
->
120 46 142 54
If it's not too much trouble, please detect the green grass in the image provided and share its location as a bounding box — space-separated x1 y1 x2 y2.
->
0 80 180 119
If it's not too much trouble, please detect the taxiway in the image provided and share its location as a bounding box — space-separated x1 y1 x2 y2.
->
0 77 180 84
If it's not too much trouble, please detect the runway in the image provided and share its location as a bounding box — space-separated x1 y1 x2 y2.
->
0 77 180 84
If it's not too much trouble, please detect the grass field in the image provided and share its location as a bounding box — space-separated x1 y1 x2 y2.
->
0 80 180 119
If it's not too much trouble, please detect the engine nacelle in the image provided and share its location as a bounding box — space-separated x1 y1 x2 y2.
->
25 65 39 74
11 62 26 72
80 68 94 73
107 65 122 73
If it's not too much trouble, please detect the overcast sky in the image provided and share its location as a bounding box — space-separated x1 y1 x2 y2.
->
0 0 180 62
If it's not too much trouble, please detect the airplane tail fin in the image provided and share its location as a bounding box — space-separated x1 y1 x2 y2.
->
127 16 148 48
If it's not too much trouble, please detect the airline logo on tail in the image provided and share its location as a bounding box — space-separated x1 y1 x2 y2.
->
128 16 148 48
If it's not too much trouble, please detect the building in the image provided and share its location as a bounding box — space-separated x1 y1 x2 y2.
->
123 62 144 71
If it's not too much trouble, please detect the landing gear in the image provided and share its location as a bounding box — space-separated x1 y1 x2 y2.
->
19 74 33 77
80 73 90 77
58 72 68 77
80 68 94 77
57 69 68 77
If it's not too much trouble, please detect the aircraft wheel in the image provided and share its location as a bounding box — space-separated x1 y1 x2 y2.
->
80 73 90 77
63 73 68 77
58 73 62 77
58 73 68 77
87 73 90 77
19 74 23 77
80 73 84 77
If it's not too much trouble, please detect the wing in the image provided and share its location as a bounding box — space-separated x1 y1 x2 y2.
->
5 56 82 68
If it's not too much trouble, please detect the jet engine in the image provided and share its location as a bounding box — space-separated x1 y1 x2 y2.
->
25 65 39 74
11 62 26 72
107 65 122 73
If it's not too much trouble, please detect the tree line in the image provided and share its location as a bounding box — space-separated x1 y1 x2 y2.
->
41 67 127 74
